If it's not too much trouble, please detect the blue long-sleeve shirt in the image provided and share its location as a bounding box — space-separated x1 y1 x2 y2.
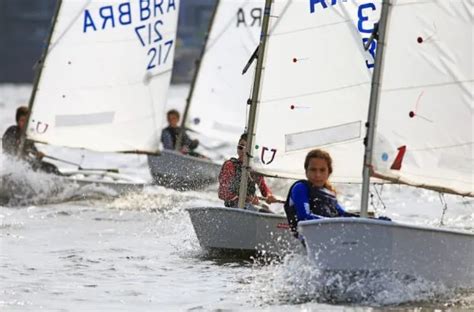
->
289 181 350 221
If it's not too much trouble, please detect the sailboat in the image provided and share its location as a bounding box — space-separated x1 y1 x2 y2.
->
147 0 263 190
299 0 474 289
188 0 381 256
1 0 180 200
189 1 473 289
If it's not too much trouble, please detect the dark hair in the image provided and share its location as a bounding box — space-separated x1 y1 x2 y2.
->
16 106 29 123
304 149 335 192
167 109 180 119
239 133 248 142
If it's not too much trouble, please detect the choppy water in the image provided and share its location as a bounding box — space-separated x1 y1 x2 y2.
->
1 84 473 311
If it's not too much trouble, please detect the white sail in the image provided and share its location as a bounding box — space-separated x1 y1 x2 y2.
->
372 0 473 196
250 0 380 183
186 0 261 144
27 0 179 153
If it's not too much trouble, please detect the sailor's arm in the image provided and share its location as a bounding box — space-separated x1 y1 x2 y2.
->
256 176 277 204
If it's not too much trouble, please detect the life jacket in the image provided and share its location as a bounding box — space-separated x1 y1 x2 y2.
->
284 180 340 236
223 157 257 207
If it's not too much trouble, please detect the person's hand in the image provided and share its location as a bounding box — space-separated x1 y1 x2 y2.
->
180 146 189 154
265 194 277 204
247 195 259 205
190 139 199 149
35 151 45 160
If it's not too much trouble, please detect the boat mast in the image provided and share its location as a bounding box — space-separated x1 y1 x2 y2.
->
19 0 63 156
238 0 273 209
176 0 221 151
360 0 391 217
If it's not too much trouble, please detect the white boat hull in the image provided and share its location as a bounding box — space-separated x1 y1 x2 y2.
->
187 206 303 256
298 218 474 288
148 150 221 190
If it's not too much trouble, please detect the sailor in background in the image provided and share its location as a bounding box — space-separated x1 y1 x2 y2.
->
161 109 200 155
2 106 59 174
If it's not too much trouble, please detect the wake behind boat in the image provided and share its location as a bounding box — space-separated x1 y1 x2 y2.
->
0 162 147 206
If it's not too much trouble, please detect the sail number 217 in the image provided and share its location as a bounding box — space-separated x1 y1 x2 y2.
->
135 20 174 70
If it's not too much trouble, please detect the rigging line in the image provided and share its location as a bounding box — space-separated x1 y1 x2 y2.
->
407 142 473 152
369 191 377 214
261 81 370 103
373 184 388 211
270 19 351 37
382 79 474 92
438 192 448 226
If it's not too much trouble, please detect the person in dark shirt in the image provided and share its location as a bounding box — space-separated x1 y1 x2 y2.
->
2 106 43 159
2 106 59 174
161 109 199 154
218 133 276 209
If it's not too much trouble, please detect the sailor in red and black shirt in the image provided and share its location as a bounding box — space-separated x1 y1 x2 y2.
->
218 133 276 208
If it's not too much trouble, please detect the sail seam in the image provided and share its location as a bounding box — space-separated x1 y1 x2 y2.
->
261 82 370 103
382 79 473 92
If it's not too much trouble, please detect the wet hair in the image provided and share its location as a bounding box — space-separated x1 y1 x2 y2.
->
304 149 335 192
239 133 248 142
16 106 29 123
167 109 180 119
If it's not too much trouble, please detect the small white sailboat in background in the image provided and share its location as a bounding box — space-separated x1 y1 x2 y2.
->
299 0 474 289
1 0 180 201
188 0 380 256
148 0 263 190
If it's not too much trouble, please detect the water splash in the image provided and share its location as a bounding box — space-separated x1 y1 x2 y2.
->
0 157 118 206
243 253 473 308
